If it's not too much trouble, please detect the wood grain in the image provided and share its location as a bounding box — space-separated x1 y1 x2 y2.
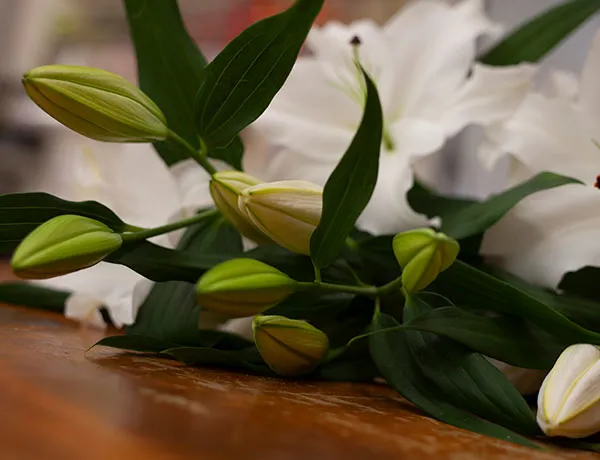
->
0 304 598 459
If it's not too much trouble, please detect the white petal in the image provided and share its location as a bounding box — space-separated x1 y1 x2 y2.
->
479 93 596 182
540 70 580 101
384 0 501 120
37 263 145 328
169 158 227 215
442 63 536 136
306 20 396 111
263 148 337 185
481 185 600 288
64 293 106 329
389 118 446 159
579 29 600 119
357 153 430 234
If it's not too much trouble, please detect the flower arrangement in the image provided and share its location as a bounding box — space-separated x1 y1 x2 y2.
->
5 0 600 451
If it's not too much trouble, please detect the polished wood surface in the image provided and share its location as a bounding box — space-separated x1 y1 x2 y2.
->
0 304 598 460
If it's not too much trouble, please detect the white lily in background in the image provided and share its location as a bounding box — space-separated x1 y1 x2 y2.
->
30 138 215 328
479 29 600 289
254 0 535 235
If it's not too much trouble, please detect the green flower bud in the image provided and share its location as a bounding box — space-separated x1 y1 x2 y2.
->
239 180 322 255
23 65 168 142
195 258 297 318
11 215 122 279
253 315 329 377
392 228 459 294
209 171 270 244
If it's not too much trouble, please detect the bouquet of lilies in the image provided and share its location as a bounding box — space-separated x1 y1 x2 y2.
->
7 0 600 450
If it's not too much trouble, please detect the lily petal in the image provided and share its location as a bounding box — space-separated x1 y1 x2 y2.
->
384 0 501 120
578 29 600 119
481 184 600 288
442 63 536 136
36 262 145 328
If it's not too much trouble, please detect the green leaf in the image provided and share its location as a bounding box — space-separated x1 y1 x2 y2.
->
106 241 224 283
434 261 600 345
0 282 69 313
426 173 579 241
311 68 383 268
404 306 564 369
481 0 600 66
0 192 126 253
94 334 171 353
315 355 379 382
126 216 242 346
164 346 273 375
195 0 324 148
369 312 540 448
403 296 540 435
558 266 600 302
124 0 243 168
486 265 600 333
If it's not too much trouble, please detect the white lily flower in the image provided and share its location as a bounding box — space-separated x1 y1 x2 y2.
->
31 137 218 329
537 344 600 438
480 29 600 289
254 0 535 235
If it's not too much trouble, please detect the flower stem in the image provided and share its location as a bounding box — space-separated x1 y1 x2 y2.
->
298 275 402 297
168 130 217 176
121 209 219 243
312 260 322 283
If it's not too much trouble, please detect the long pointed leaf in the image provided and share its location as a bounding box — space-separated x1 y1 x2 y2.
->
195 0 324 148
369 312 540 448
481 0 600 66
310 67 383 268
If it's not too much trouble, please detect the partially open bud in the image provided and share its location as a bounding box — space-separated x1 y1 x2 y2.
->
209 171 270 243
23 65 168 142
195 258 297 318
239 180 322 255
253 315 329 377
537 344 600 438
392 228 459 294
11 215 122 279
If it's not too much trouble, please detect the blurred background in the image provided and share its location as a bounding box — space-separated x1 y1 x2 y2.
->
0 0 598 197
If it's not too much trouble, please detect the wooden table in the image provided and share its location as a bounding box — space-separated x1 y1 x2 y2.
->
0 304 597 460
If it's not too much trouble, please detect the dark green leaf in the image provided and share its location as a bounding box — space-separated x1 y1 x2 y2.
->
407 181 476 218
94 334 171 353
164 346 273 375
195 0 324 148
403 296 540 435
106 241 223 283
434 261 600 345
267 292 354 320
311 68 383 268
369 312 540 448
0 192 126 253
486 265 600 333
124 0 243 168
0 282 69 313
315 355 378 382
404 306 563 369
558 266 600 303
480 0 600 66
126 215 242 346
431 173 579 241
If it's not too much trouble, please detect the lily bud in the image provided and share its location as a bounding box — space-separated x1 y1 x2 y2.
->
253 315 329 377
195 258 297 318
23 65 168 142
11 215 122 279
537 344 600 438
209 171 270 243
392 228 459 294
239 180 322 255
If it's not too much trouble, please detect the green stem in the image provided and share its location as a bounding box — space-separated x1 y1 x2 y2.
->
168 130 217 176
312 260 322 283
298 275 403 298
121 209 218 243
